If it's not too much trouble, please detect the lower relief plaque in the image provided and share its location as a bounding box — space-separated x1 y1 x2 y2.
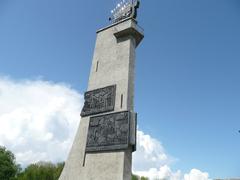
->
86 111 130 152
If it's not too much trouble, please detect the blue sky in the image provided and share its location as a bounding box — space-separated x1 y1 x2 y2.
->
0 0 240 178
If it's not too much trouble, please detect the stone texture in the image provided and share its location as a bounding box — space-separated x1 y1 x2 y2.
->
59 18 143 180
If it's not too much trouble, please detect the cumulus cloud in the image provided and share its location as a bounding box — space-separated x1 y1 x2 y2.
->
133 130 210 180
0 76 210 180
134 165 182 180
133 130 174 172
184 169 210 180
0 77 83 165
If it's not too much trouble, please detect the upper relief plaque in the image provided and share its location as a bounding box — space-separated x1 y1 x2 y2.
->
80 85 116 117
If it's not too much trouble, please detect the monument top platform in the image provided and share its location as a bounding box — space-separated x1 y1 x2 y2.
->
97 18 144 47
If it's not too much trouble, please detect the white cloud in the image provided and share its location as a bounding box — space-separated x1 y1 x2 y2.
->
134 165 182 180
184 169 210 180
0 76 210 180
133 130 174 172
0 77 83 165
134 166 210 180
133 130 210 180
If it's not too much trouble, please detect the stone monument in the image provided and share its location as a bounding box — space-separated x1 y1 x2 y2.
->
59 1 144 179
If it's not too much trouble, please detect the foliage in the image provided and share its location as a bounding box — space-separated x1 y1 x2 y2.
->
0 147 149 180
140 177 149 180
132 174 149 180
17 162 64 180
132 174 139 180
0 146 21 180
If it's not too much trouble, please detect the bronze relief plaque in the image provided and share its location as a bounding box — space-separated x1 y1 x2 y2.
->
81 85 116 117
86 111 130 152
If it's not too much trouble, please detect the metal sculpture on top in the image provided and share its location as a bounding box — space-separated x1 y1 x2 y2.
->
109 0 140 24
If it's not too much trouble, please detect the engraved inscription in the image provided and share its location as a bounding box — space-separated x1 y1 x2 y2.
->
80 85 116 117
86 111 130 152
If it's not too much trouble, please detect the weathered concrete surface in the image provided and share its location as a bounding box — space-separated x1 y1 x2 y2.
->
59 18 143 180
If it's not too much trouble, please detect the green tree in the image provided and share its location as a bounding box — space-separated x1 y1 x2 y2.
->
132 174 149 180
53 162 64 179
140 177 149 180
0 146 21 180
132 174 139 180
17 161 64 180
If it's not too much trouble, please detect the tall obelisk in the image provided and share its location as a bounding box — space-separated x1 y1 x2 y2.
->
59 1 143 179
